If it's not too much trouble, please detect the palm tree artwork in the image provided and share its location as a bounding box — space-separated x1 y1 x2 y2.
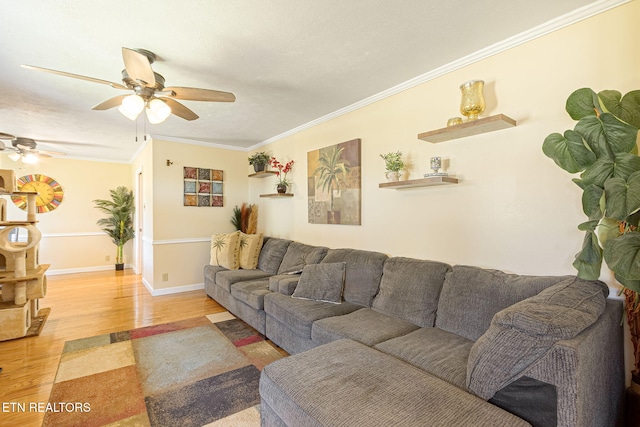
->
308 139 361 225
211 235 227 265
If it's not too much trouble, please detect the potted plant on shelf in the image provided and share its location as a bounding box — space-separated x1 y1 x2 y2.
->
269 156 294 194
380 151 405 182
248 152 271 173
542 87 640 419
93 186 135 271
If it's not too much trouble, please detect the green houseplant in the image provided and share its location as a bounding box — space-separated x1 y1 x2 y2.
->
542 87 640 382
93 186 135 270
380 151 405 181
248 152 271 172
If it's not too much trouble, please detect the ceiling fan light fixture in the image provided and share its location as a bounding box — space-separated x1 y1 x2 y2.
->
22 153 38 164
146 98 171 124
8 152 21 162
118 94 145 120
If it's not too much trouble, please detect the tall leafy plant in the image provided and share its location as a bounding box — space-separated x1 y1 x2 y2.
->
93 186 135 266
543 87 640 375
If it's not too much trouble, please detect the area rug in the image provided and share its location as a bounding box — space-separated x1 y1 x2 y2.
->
43 312 286 427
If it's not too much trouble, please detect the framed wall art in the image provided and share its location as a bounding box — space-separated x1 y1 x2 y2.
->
183 167 224 207
307 138 361 225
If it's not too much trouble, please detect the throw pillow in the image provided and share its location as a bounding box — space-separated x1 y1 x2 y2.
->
291 262 346 304
239 232 264 269
210 231 241 270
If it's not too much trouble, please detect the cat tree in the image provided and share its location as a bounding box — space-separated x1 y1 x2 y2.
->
0 169 50 341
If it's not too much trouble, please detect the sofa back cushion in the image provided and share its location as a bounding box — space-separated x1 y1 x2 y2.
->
467 277 609 400
257 237 292 274
372 257 451 327
435 265 573 341
321 248 388 307
277 242 328 274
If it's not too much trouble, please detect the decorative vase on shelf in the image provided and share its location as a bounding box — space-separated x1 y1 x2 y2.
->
460 80 485 121
254 163 266 173
385 171 401 182
276 184 287 194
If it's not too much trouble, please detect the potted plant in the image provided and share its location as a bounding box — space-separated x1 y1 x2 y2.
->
248 152 271 173
93 186 135 270
269 156 294 194
542 87 640 417
380 151 405 181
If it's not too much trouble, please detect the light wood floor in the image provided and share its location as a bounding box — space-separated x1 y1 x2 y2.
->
0 269 225 427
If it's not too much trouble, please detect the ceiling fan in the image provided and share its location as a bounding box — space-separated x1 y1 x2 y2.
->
0 133 66 163
22 47 236 123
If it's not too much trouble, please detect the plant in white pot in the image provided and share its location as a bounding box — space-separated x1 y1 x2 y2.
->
380 151 405 182
93 186 135 270
542 87 640 421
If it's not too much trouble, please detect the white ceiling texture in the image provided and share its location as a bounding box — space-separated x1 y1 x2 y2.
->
0 0 626 163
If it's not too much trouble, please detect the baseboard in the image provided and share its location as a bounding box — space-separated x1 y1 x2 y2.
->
142 278 205 296
47 264 134 276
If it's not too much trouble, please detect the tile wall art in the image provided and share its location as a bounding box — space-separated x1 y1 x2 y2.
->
183 167 224 207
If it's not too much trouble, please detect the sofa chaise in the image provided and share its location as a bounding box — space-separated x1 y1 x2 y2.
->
203 236 624 427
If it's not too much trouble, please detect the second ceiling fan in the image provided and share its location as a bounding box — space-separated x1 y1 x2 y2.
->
22 47 235 123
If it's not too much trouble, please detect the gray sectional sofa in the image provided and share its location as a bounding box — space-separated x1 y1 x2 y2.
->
203 237 625 427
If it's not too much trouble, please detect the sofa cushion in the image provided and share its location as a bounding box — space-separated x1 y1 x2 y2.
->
375 327 474 390
260 339 531 427
372 257 451 327
321 248 388 307
312 308 419 346
257 237 292 274
277 242 328 274
292 262 345 304
215 269 272 292
435 265 573 341
210 231 241 270
230 279 270 310
467 277 608 400
239 232 264 269
264 292 362 338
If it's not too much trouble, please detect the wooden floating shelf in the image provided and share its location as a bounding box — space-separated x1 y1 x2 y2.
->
418 114 516 143
260 193 294 198
249 171 278 178
379 176 459 189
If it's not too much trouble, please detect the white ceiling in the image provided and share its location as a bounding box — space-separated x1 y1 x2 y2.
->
0 0 625 163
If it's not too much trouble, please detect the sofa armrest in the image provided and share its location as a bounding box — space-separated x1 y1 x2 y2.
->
468 279 624 427
467 277 608 400
268 274 301 295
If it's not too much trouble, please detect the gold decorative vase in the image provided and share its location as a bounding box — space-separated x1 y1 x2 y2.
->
460 80 485 121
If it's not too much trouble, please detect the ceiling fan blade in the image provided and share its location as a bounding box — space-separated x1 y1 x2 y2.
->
164 86 236 102
0 133 16 139
37 149 66 157
21 65 128 90
122 48 155 87
92 95 128 110
162 98 199 121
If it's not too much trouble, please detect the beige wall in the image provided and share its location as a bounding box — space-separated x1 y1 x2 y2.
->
251 1 640 282
0 156 132 273
132 138 247 293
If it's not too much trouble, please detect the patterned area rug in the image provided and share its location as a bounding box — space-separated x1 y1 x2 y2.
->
43 312 285 427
